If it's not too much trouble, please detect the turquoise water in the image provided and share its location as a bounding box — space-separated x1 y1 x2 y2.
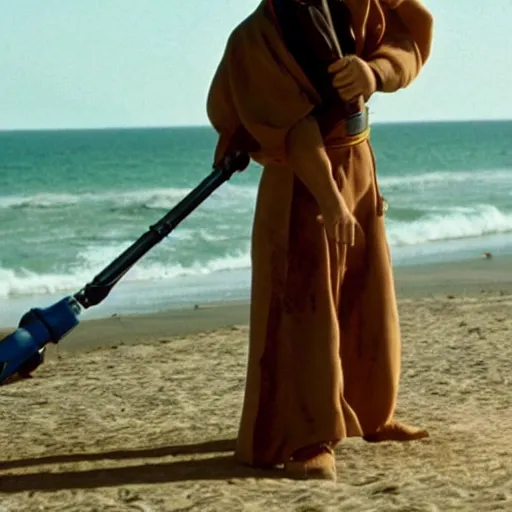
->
1 121 511 324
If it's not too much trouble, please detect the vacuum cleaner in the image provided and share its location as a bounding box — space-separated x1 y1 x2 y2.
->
0 150 250 386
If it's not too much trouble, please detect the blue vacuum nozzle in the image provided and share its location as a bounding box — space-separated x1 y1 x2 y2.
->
0 297 82 385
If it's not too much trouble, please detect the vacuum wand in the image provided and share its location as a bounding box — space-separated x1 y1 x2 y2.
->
0 150 250 386
74 150 249 309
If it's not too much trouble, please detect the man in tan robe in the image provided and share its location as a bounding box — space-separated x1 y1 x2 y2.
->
207 0 434 480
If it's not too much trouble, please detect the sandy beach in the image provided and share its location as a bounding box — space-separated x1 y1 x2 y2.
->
1 256 511 511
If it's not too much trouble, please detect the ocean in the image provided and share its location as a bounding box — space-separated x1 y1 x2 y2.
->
1 121 511 325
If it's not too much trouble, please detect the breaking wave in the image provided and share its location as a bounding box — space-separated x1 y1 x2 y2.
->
0 183 258 212
0 244 251 299
387 204 512 246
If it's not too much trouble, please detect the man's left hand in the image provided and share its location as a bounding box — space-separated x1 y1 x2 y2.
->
328 56 378 103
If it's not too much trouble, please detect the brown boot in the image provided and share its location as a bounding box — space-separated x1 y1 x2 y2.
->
284 443 337 481
363 421 429 443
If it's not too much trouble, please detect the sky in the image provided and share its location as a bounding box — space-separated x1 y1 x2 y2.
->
1 0 511 130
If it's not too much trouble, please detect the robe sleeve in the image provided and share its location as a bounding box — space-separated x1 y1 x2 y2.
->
224 27 317 163
367 0 434 92
206 54 244 166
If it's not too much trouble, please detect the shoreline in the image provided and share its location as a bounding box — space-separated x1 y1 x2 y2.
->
1 254 510 354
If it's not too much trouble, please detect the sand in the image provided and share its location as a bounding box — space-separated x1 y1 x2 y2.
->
1 257 511 511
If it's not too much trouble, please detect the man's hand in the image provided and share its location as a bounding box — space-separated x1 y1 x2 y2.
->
328 56 378 103
317 191 356 246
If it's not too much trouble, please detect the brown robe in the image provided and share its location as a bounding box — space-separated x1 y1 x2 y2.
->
207 0 433 468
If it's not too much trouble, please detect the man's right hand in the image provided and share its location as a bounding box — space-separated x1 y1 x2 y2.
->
328 56 378 103
317 192 356 246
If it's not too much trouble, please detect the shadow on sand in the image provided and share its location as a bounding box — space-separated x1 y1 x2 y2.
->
0 439 282 493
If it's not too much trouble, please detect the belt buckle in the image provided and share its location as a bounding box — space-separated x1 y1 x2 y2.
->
345 109 368 136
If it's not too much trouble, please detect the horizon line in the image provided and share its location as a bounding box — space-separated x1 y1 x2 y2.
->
1 117 511 134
